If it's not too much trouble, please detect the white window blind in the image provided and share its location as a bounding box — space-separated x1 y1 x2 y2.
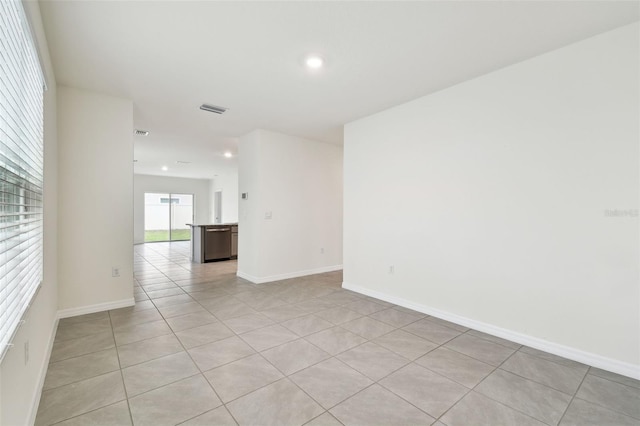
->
0 0 45 362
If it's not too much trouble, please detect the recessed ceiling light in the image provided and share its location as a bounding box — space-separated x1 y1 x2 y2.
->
134 129 149 136
161 166 168 171
224 152 233 158
305 55 323 69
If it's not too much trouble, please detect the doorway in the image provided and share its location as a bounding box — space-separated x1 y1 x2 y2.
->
144 192 194 242
214 190 222 224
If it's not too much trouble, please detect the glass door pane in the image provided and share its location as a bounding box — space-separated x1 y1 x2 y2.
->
144 193 170 242
170 194 193 241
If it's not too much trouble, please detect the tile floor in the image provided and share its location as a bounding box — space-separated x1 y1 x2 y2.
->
35 242 640 426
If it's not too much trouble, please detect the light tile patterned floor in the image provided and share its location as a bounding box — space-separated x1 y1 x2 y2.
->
36 242 640 426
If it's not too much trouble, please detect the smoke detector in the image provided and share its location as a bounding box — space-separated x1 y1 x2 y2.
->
200 104 228 114
134 129 149 136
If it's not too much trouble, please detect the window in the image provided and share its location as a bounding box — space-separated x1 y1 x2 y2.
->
0 0 45 362
160 197 180 204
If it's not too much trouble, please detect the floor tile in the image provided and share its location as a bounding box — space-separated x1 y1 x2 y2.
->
329 384 434 426
305 327 367 356
337 342 409 381
343 299 386 315
441 391 545 426
260 305 308 322
305 412 342 426
165 311 219 332
476 369 572 425
575 374 640 419
291 358 373 409
117 334 184 368
444 333 516 366
223 313 275 334
129 375 221 426
180 406 238 426
588 368 640 390
380 363 468 418
373 329 437 360
210 301 258 320
204 354 283 402
294 298 337 313
188 336 256 371
122 352 199 396
315 307 362 325
54 400 132 426
145 287 186 299
261 339 330 375
175 322 234 349
559 397 640 426
403 318 462 344
501 351 588 394
466 329 522 349
226 379 324 426
519 346 587 369
281 314 333 337
58 311 110 326
151 294 194 308
35 371 126 426
415 346 494 388
113 319 172 346
157 301 208 318
239 324 298 352
110 308 164 328
44 348 120 390
49 332 115 363
424 316 469 332
368 308 422 328
341 316 395 340
54 318 113 342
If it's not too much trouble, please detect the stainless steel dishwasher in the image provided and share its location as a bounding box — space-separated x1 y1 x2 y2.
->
204 225 232 261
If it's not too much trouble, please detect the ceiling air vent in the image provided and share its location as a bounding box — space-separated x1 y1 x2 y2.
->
134 129 149 136
176 161 191 165
200 104 228 114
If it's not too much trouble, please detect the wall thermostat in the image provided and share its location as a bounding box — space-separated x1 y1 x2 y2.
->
241 193 248 200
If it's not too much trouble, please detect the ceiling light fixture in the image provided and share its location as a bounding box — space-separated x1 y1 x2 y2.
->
305 55 324 69
161 166 168 171
200 104 228 114
134 129 149 136
224 152 233 158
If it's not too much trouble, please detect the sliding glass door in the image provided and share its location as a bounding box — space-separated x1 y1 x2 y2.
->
144 193 194 242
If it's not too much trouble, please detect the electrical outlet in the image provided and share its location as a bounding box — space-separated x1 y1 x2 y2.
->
112 267 120 277
389 265 395 274
24 340 29 365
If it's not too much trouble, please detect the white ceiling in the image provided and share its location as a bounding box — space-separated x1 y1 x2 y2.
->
40 1 639 180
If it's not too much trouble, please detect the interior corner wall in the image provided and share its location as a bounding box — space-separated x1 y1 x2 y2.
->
133 174 212 244
344 23 639 376
0 2 59 425
238 129 343 283
57 86 134 312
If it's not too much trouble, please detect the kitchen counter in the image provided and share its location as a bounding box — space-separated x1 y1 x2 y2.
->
187 224 238 263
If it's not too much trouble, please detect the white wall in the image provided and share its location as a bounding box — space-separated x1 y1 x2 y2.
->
133 174 211 244
209 172 239 224
238 129 343 283
344 23 639 377
57 86 134 312
0 2 59 425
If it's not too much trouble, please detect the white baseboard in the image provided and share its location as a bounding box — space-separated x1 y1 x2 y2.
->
238 265 343 284
342 281 640 380
57 298 135 319
27 315 59 426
